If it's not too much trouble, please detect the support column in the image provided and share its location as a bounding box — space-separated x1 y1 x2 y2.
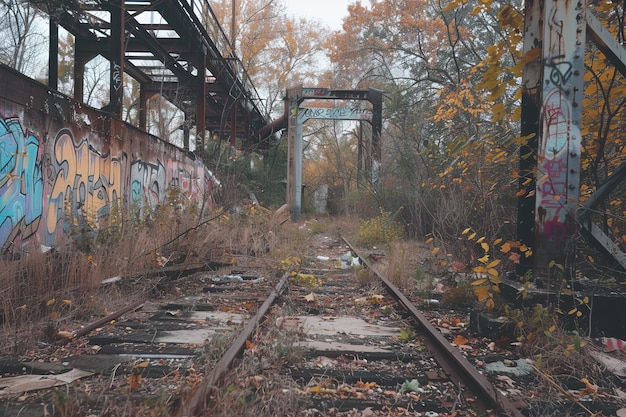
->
529 0 585 277
286 86 302 221
73 38 94 103
357 121 363 188
517 0 542 275
138 85 151 131
196 55 207 156
48 19 58 90
183 112 190 151
109 0 124 118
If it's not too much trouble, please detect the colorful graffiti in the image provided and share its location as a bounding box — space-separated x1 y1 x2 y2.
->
45 129 124 246
0 116 43 250
131 159 167 211
0 65 218 252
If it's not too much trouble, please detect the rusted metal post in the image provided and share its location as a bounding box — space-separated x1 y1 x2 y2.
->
109 0 124 118
73 38 88 103
48 19 58 90
196 54 207 156
521 0 585 277
139 85 148 131
286 86 302 221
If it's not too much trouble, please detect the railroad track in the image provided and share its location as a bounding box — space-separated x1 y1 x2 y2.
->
0 233 525 416
175 235 524 416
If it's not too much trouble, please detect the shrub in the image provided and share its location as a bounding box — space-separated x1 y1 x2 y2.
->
357 210 404 246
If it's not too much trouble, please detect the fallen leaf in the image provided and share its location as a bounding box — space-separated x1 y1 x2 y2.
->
508 252 521 264
304 292 317 302
453 335 468 346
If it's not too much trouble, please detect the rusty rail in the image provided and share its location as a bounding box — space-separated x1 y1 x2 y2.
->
341 235 524 417
176 269 291 417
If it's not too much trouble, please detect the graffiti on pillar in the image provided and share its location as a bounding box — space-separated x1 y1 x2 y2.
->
0 116 44 251
112 62 122 92
297 107 373 123
131 159 166 211
534 0 584 251
46 129 123 245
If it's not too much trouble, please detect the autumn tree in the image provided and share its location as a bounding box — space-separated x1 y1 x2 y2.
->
208 0 327 115
324 0 523 256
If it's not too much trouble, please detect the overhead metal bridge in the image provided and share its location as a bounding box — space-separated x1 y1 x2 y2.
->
41 0 272 151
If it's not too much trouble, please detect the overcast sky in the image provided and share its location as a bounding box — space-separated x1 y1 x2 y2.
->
282 0 367 30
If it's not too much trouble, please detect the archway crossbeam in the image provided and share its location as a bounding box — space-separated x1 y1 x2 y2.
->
285 86 382 221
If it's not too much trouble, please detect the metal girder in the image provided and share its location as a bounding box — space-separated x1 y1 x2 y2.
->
520 1 626 276
520 0 585 277
586 13 626 78
37 0 270 151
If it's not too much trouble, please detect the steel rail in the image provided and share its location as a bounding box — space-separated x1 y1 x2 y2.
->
341 235 524 417
176 269 291 417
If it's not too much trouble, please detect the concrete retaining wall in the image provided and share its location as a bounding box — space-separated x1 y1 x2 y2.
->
0 64 217 251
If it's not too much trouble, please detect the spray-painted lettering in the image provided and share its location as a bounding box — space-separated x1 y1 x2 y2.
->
131 160 166 211
46 129 123 245
0 116 43 250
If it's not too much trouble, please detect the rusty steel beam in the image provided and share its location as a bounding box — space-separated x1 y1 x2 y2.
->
521 0 585 277
586 13 626 78
108 0 125 118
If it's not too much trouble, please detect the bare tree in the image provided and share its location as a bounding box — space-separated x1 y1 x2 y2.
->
0 0 47 76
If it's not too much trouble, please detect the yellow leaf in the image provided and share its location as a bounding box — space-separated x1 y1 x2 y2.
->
472 265 487 274
462 227 471 235
500 242 512 253
468 232 477 240
62 300 72 305
487 268 499 277
432 247 440 255
476 236 485 243
568 308 577 315
17 304 27 310
471 278 488 286
481 242 490 252
487 259 501 268
493 238 503 245
474 286 490 302
485 298 495 310
478 254 489 263
47 299 56 306
425 237 434 244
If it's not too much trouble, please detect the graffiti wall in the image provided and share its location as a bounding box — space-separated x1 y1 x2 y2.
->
0 64 217 251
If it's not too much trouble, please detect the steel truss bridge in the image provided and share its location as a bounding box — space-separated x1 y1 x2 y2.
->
39 0 272 151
